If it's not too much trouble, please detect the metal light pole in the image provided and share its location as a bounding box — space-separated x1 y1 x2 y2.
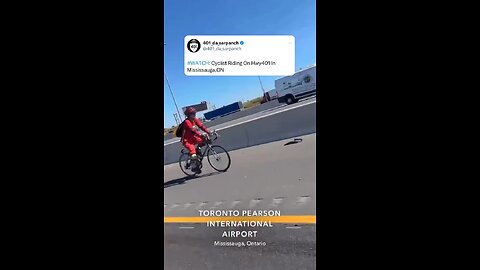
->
164 71 183 121
258 76 266 102
164 43 183 124
173 113 179 126
258 76 266 96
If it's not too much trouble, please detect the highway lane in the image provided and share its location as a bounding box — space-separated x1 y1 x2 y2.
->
164 133 316 217
164 224 316 270
164 134 316 269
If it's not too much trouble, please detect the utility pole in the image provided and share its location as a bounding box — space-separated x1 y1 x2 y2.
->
164 72 183 123
164 42 183 124
173 113 180 125
258 76 265 96
258 76 267 102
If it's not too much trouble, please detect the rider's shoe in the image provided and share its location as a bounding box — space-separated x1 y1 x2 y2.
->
185 160 191 169
190 159 198 170
190 159 202 174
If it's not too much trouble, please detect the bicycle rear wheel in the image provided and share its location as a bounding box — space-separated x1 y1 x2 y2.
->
207 145 231 172
179 153 199 176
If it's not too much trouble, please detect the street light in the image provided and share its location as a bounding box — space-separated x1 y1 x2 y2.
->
258 76 266 102
164 43 183 125
258 76 266 96
164 71 182 122
173 112 179 126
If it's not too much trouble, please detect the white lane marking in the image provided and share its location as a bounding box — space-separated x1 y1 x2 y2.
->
164 99 316 146
183 202 195 209
286 226 301 229
169 204 180 211
248 198 263 209
296 196 311 205
179 227 195 229
196 202 208 209
210 201 224 209
271 198 285 207
230 200 241 208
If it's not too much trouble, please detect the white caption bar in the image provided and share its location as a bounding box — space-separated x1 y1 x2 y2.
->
184 35 295 76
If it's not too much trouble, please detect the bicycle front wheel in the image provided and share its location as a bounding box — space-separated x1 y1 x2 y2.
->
207 145 231 172
179 153 198 176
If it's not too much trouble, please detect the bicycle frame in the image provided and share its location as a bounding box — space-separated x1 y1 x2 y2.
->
196 133 218 161
181 131 219 162
179 131 230 176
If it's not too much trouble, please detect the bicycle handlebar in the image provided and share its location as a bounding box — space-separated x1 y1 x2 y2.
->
205 130 219 141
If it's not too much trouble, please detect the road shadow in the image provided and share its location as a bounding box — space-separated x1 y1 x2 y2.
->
164 171 223 189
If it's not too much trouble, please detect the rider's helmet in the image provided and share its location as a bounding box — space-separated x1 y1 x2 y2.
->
184 107 197 116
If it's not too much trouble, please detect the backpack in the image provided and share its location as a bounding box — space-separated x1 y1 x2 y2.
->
175 120 185 138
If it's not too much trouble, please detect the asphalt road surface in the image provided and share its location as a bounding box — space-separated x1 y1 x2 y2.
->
164 134 316 269
164 224 316 270
164 133 316 216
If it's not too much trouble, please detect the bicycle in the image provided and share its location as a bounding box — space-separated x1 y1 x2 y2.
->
178 131 231 176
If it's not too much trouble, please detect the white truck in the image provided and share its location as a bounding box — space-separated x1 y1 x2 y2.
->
265 89 279 101
275 65 316 105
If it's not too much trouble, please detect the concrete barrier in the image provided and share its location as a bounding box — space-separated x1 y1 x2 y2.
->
203 100 282 128
164 101 316 165
164 133 174 140
163 101 281 141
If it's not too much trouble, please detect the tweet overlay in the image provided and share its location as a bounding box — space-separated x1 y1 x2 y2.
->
184 35 295 76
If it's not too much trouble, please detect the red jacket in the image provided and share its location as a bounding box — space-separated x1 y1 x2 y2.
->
181 118 209 142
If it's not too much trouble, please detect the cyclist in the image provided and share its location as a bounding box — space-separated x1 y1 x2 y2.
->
181 107 212 173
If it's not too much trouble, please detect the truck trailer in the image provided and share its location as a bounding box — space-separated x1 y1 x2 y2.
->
275 65 316 105
203 101 243 120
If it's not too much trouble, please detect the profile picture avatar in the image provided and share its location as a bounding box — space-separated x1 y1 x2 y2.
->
187 39 201 53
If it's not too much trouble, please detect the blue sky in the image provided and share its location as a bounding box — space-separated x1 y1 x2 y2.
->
164 0 316 128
